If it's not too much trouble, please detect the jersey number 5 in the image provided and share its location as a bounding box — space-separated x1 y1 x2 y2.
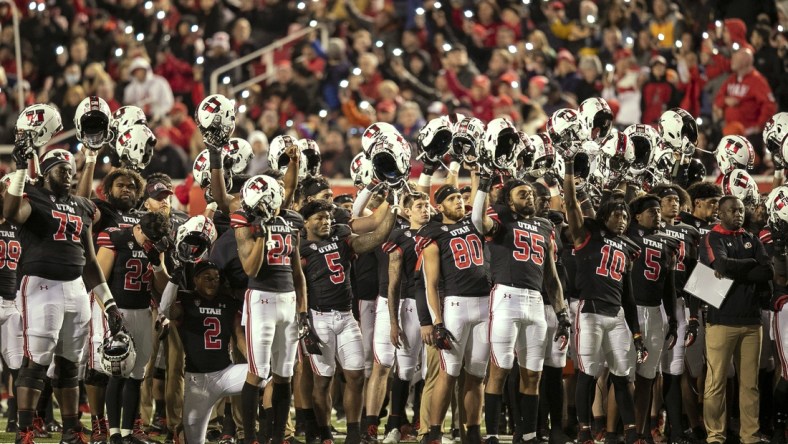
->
324 252 345 284
644 248 662 281
450 234 484 269
512 229 546 265
204 317 221 350
595 245 627 282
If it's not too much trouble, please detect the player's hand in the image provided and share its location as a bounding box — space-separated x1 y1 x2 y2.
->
554 309 572 351
432 323 456 350
633 334 648 364
665 317 678 350
421 325 434 346
169 264 186 288
562 141 583 159
106 306 124 336
142 241 163 267
84 146 98 164
12 131 35 169
155 315 170 340
285 144 300 161
250 220 268 239
422 158 439 176
390 322 404 349
684 317 700 347
298 312 323 355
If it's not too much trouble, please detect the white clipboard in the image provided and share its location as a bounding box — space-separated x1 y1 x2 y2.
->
683 262 734 309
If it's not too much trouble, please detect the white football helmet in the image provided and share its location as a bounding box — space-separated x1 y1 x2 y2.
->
98 331 137 378
594 130 635 187
527 133 556 178
240 175 284 222
764 112 788 168
74 96 112 150
268 135 308 179
721 169 760 205
369 133 411 186
111 106 147 136
515 130 536 173
361 122 400 155
193 149 231 192
624 124 662 175
196 94 236 147
298 139 322 177
223 138 255 175
442 112 467 130
16 104 63 148
546 108 590 155
417 117 453 163
715 135 755 174
115 124 156 171
481 117 521 172
765 185 788 225
451 117 486 164
578 98 613 142
176 215 217 263
350 152 374 188
658 110 684 153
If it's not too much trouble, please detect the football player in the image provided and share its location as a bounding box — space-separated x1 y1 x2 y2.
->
96 212 171 443
232 174 306 444
562 153 645 444
0 179 22 431
299 198 397 444
159 261 246 444
421 185 491 444
471 176 570 444
4 143 124 444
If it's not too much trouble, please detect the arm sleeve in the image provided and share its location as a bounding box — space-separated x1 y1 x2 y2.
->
159 282 178 319
471 190 487 235
621 273 641 334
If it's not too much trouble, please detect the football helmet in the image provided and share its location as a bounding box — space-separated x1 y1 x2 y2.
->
715 135 755 174
16 103 62 148
766 185 788 225
515 130 536 173
764 112 788 168
442 112 467 130
196 94 236 147
110 106 147 136
98 331 137 378
240 175 284 222
193 149 232 192
417 117 453 164
350 152 374 188
74 96 112 150
268 135 308 179
721 169 760 206
223 138 255 175
451 117 486 164
298 139 322 177
115 124 156 171
176 215 217 263
595 130 635 187
369 132 411 186
546 108 589 155
361 122 400 155
578 98 613 142
624 124 662 175
527 133 556 178
481 118 521 172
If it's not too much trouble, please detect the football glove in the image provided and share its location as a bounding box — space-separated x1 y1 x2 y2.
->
12 132 35 170
665 317 678 350
106 306 124 336
685 317 700 347
634 333 648 364
298 312 323 355
432 323 456 350
554 309 571 351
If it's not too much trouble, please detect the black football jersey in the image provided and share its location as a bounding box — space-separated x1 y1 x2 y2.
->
230 209 302 292
96 227 154 309
352 252 378 301
92 199 141 236
662 222 700 295
0 220 20 298
376 219 411 297
487 205 556 291
209 228 248 291
176 291 240 373
627 224 679 307
574 219 637 309
18 185 96 281
382 227 421 299
677 211 714 237
417 215 490 297
300 225 355 309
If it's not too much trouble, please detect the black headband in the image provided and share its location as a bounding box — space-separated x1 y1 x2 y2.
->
632 197 661 215
435 186 460 205
303 180 330 198
657 188 679 198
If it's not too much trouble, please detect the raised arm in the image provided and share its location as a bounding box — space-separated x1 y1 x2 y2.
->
349 207 397 253
563 158 588 248
234 223 267 278
3 169 31 224
208 146 237 214
350 201 391 234
76 149 98 198
471 173 496 236
282 145 300 209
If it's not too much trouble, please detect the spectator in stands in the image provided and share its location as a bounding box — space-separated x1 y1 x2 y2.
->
641 55 680 125
358 52 383 102
245 131 269 175
203 32 238 93
123 57 175 122
576 55 604 103
144 127 190 179
443 45 480 89
649 0 684 49
396 101 424 143
605 48 642 126
554 49 581 99
168 102 197 152
713 45 777 137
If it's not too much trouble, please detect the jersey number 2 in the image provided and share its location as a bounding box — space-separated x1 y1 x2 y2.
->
204 317 221 350
0 240 21 270
325 252 345 284
595 245 627 282
124 258 153 291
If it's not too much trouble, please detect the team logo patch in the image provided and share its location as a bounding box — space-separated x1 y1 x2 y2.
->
50 195 56 202
128 242 134 249
744 242 752 249
405 231 411 237
310 244 318 250
194 299 201 307
441 226 448 231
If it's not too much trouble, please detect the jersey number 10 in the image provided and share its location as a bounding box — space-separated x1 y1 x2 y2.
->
595 245 627 282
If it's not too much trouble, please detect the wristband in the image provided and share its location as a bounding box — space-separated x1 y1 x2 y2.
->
449 161 461 175
93 283 115 311
209 149 223 169
85 156 97 164
689 316 698 321
206 202 218 212
417 173 432 187
478 175 493 193
633 332 642 340
8 169 26 196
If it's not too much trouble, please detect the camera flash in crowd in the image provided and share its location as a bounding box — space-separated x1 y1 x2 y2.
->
352 67 362 76
136 33 144 41
511 81 519 89
525 42 534 51
297 2 305 10
309 20 317 27
732 42 740 51
222 76 231 85
522 0 530 4
144 1 152 9
56 46 64 55
586 15 595 24
156 11 165 19
241 90 250 99
28 2 35 10
702 32 709 40
392 48 403 57
125 25 133 34
196 56 204 65
115 48 124 57
359 101 370 110
464 10 473 18
237 105 247 114
626 36 634 46
191 24 199 32
779 25 784 32
715 20 722 28
675 40 683 49
605 64 614 72
658 33 665 41
375 40 383 48
434 2 442 9
319 109 328 118
339 80 349 88
442 43 452 52
415 7 424 15
508 45 517 54
286 120 294 127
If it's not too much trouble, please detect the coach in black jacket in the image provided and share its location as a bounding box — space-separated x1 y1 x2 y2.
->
699 195 773 444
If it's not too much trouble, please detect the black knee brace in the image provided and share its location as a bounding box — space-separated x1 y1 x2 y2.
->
16 358 47 392
84 368 109 387
51 356 79 389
